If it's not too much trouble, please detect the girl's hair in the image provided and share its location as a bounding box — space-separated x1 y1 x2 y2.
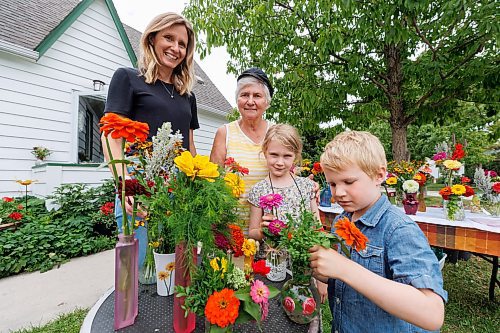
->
262 124 303 164
235 76 272 105
138 12 196 95
321 131 387 179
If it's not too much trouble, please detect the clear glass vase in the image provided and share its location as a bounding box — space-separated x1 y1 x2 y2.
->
114 233 138 330
417 186 427 212
319 186 332 207
139 245 157 284
281 277 320 324
481 200 500 217
443 198 465 221
265 249 287 282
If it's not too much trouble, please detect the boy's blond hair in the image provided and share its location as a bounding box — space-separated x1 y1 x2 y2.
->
321 131 387 179
262 124 303 164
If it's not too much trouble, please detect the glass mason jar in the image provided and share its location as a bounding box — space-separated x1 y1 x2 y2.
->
281 277 320 324
443 197 465 221
265 250 287 282
481 200 500 217
319 186 332 207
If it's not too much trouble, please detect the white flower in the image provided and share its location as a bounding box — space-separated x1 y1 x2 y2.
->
402 180 419 193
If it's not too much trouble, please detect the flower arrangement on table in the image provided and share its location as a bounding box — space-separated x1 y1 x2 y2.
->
434 142 474 220
401 180 419 215
99 112 150 236
474 167 500 217
176 250 279 332
385 160 426 205
278 206 368 324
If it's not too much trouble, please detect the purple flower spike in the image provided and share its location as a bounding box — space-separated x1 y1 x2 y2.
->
259 193 283 211
268 219 285 236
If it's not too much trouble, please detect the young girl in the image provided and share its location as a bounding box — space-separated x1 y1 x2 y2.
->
248 124 327 302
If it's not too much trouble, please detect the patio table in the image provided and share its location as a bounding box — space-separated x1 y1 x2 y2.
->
319 205 499 301
81 276 321 333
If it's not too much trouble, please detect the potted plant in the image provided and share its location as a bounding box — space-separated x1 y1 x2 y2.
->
31 146 51 164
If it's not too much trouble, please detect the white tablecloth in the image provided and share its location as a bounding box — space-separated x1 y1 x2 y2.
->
318 205 500 233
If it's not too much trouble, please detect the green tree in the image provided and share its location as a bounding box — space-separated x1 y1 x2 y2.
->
185 0 498 160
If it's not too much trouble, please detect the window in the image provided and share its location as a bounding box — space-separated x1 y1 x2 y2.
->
78 95 105 163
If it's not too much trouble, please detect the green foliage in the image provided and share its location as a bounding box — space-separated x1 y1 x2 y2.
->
163 171 238 270
185 0 499 160
0 182 116 278
11 308 89 333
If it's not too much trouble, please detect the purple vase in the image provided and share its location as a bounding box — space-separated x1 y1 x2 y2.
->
114 233 139 330
403 193 419 215
173 242 196 333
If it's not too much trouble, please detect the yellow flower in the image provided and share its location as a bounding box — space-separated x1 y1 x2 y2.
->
165 262 175 272
443 160 462 170
386 177 397 185
149 241 160 248
158 271 170 280
242 238 256 257
224 173 245 197
302 166 311 172
16 179 34 186
134 220 144 227
174 151 219 182
220 257 228 274
210 257 220 271
451 184 466 196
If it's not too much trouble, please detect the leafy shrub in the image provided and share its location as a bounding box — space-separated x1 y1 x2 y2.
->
0 182 117 278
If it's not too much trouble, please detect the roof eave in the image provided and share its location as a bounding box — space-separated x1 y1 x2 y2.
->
0 39 38 61
34 0 137 66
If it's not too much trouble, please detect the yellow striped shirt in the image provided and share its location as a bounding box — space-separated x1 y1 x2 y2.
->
226 120 269 234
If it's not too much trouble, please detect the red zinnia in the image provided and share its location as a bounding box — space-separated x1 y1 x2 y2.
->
464 185 475 197
461 176 471 184
439 186 452 200
334 217 368 251
492 182 500 194
9 212 23 221
2 197 14 202
312 162 322 175
252 260 271 276
99 113 149 143
229 224 244 257
451 143 465 160
100 202 115 215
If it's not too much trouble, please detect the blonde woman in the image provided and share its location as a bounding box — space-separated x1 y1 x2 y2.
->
102 13 198 268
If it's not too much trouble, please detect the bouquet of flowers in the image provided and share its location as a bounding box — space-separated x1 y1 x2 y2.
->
99 113 150 236
176 250 278 332
385 160 426 204
474 167 500 216
436 143 474 220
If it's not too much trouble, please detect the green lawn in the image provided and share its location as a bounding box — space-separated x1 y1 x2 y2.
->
12 308 88 333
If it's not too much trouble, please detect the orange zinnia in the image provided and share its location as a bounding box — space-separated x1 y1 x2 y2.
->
334 217 368 251
99 113 149 143
439 186 452 200
204 288 240 328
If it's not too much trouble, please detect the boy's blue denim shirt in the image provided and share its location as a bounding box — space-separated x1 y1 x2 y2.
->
328 195 448 333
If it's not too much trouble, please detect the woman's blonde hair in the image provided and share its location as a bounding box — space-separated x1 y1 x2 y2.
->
262 124 303 164
321 131 387 179
138 12 195 95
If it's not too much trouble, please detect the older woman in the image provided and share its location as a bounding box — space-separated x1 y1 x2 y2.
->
210 68 274 234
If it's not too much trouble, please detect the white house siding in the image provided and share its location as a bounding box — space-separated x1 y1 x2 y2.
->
194 108 227 156
0 0 132 197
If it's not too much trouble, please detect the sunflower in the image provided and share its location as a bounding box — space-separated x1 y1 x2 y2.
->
334 217 368 251
158 271 170 280
165 262 175 272
204 288 240 328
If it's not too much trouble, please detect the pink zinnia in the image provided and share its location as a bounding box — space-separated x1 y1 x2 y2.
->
259 193 283 211
432 152 447 161
485 170 498 178
268 219 285 236
250 280 269 304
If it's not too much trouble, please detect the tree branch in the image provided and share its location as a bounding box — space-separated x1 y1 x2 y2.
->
415 43 484 108
368 77 390 97
411 18 437 60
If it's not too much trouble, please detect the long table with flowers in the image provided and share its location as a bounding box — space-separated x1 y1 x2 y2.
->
81 276 321 333
319 204 499 300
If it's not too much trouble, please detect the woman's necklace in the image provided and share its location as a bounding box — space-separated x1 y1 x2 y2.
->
160 81 175 99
